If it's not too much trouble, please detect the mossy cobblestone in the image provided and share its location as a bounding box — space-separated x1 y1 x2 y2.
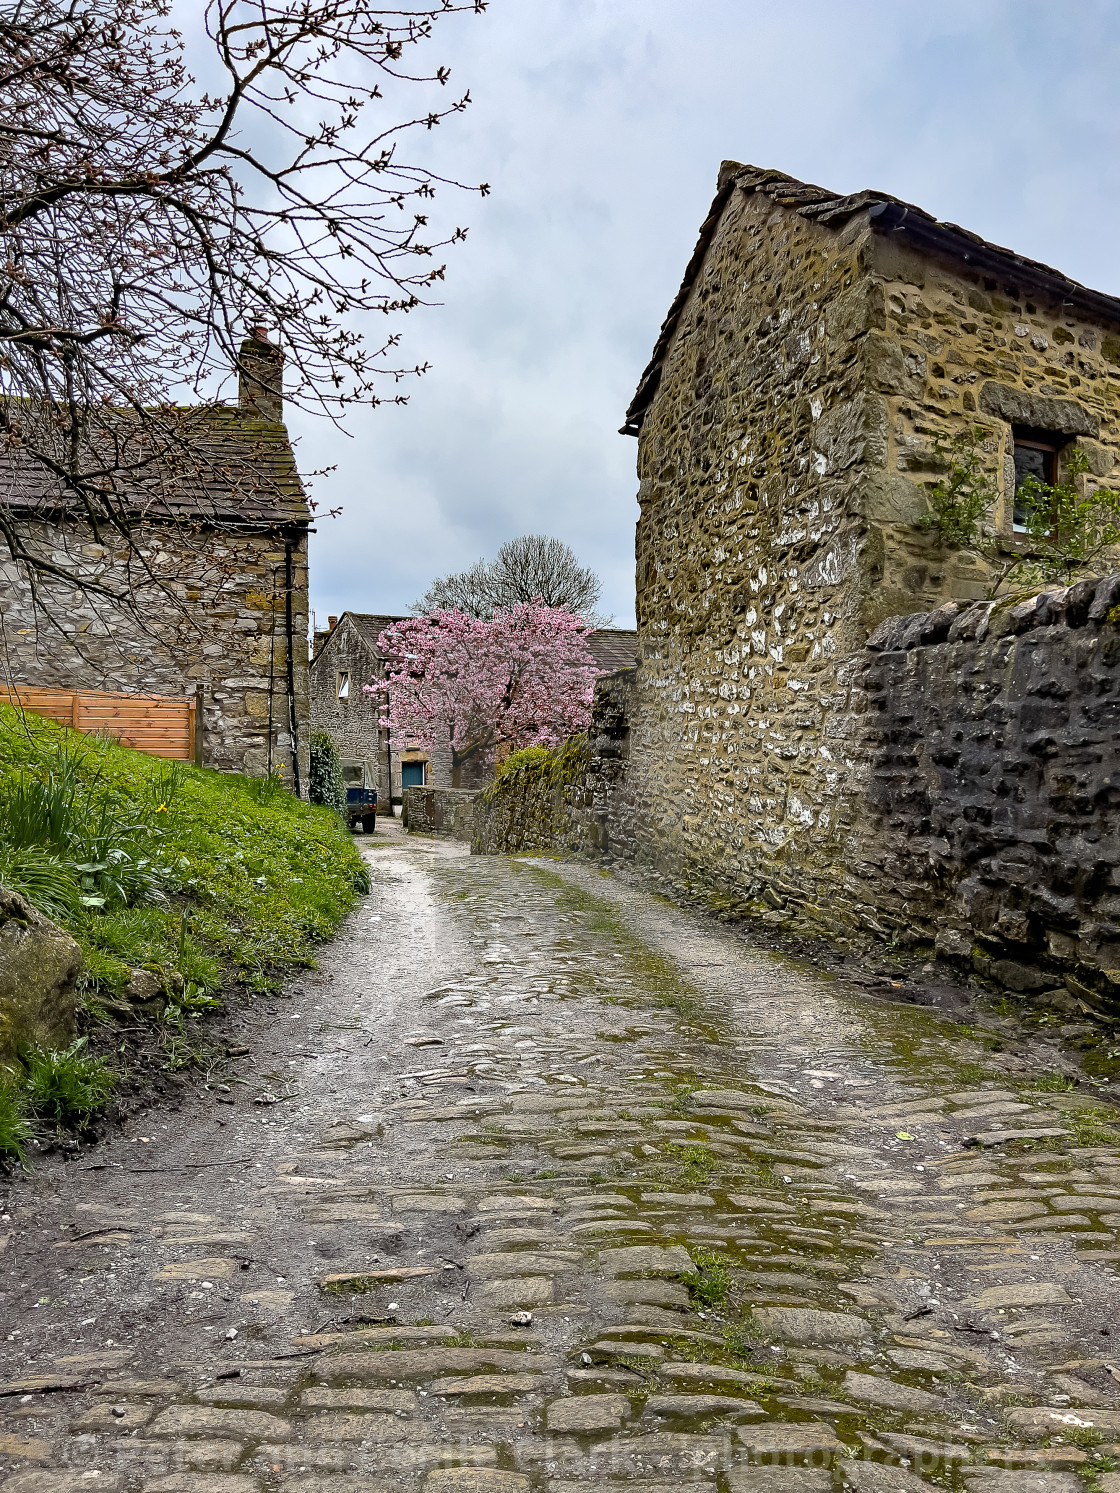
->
3 831 1120 1490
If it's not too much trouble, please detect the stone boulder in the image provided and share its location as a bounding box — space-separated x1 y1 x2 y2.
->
0 886 83 1060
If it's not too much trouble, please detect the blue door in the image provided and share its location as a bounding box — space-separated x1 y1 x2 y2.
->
401 761 425 789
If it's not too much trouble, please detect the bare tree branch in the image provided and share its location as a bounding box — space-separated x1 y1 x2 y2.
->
413 535 611 626
0 0 488 596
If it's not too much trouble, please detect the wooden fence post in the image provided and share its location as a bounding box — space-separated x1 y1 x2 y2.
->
194 683 204 766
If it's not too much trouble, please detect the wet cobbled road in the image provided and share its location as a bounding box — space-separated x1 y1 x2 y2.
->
4 827 1120 1493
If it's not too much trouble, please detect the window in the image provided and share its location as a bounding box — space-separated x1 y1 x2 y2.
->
336 670 350 701
342 761 364 785
1012 427 1061 532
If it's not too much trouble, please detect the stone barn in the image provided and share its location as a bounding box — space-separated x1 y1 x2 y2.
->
0 331 311 788
562 161 1120 1003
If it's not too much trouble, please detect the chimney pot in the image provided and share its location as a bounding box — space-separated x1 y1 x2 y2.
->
328 615 338 629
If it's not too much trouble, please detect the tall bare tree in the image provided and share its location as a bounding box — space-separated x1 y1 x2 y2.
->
0 0 488 595
414 534 610 625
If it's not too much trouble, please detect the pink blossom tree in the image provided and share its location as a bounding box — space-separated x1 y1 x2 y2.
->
368 605 598 786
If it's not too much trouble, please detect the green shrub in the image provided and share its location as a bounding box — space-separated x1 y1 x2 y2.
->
0 1081 30 1167
21 1039 116 1128
309 732 346 814
495 746 552 783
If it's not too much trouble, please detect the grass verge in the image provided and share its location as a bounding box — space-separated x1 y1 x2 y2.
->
0 704 369 1167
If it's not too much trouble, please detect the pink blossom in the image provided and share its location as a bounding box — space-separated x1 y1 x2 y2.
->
364 604 597 784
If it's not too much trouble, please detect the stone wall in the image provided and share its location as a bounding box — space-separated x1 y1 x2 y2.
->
856 576 1120 1007
0 517 310 785
403 786 479 841
476 577 1120 1009
471 673 636 858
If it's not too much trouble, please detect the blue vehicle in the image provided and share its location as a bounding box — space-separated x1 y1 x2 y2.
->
345 786 378 833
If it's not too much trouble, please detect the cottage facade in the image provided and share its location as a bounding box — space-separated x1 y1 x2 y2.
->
615 162 1120 942
309 612 445 806
0 333 311 787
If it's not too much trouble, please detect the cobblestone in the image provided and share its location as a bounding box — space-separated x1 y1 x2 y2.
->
4 828 1120 1491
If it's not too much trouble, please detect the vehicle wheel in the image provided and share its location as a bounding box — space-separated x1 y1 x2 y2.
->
362 814 377 834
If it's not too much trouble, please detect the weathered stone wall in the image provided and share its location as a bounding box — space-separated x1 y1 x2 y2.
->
0 517 310 784
861 229 1120 626
616 169 1120 951
856 576 1120 1007
471 673 636 858
403 786 479 841
626 187 881 920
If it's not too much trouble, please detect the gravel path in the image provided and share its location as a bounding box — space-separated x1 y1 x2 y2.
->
3 825 1120 1493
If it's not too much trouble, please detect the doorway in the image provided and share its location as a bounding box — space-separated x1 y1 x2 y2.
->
401 760 426 789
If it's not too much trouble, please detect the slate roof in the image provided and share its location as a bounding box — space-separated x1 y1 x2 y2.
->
587 628 639 675
311 612 406 667
622 161 1120 435
345 613 408 654
0 404 309 528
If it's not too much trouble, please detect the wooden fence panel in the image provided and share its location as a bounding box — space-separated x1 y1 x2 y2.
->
0 684 196 761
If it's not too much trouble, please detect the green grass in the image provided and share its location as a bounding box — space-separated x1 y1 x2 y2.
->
663 1143 720 1187
1027 1072 1077 1092
1063 1427 1106 1448
0 704 368 1000
957 1064 1005 1084
1058 1108 1120 1147
682 1246 734 1307
20 1039 116 1128
0 1081 30 1167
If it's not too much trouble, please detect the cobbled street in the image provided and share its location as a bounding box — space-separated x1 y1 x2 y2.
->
4 829 1120 1493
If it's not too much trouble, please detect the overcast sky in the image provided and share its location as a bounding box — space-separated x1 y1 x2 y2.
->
297 0 1120 632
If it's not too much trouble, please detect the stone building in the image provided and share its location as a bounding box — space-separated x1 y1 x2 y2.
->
0 331 311 787
309 612 444 807
478 163 1120 1006
309 614 639 804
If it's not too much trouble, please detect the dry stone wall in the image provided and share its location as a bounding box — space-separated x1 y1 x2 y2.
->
403 786 479 841
858 575 1120 1007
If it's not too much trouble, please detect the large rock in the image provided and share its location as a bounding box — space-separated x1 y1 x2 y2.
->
0 886 82 1059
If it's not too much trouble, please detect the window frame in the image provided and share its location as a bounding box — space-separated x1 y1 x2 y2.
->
1012 428 1062 533
336 669 350 701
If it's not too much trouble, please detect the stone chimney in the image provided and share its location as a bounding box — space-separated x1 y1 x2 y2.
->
238 325 284 421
